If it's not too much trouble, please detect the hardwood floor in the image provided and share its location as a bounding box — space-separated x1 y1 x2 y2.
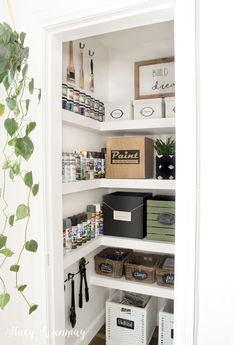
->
89 325 158 345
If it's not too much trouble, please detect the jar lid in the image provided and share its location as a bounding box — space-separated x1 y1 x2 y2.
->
62 97 67 100
62 83 67 86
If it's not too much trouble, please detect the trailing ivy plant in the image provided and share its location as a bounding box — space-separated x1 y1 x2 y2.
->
0 23 40 314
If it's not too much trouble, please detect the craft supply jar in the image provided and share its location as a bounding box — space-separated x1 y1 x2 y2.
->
85 94 91 107
66 100 74 112
90 97 94 108
67 85 74 101
74 89 80 103
62 83 67 97
62 97 67 110
89 107 95 119
85 106 90 118
94 110 99 121
79 104 85 116
94 99 99 111
73 102 80 114
79 92 86 105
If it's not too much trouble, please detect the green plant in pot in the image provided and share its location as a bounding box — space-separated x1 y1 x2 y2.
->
154 137 175 180
0 22 40 314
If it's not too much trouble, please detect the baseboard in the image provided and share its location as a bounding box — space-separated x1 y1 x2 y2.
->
77 310 105 345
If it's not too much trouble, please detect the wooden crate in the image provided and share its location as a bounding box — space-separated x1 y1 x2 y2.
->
147 196 175 242
156 255 174 288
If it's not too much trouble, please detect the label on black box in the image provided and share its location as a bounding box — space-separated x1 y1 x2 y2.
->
117 318 134 330
111 150 140 164
113 210 131 222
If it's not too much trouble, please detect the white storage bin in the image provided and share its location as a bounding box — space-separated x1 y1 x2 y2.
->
106 291 157 345
105 101 133 121
133 99 164 120
158 300 174 345
165 97 175 118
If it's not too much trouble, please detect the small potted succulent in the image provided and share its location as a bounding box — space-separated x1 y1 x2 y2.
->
154 137 175 180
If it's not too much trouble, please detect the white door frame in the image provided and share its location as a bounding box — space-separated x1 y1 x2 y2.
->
42 1 198 344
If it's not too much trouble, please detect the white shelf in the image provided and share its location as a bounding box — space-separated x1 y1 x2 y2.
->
90 274 174 299
64 236 102 270
64 235 174 268
62 109 175 135
63 179 175 195
102 236 175 254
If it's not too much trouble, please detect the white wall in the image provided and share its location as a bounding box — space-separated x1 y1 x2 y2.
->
197 1 235 344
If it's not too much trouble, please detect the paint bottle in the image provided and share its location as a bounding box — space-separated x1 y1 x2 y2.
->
65 218 72 253
76 221 83 246
99 207 104 235
62 83 68 97
94 204 101 237
64 153 71 183
101 148 106 178
69 216 78 249
97 153 102 178
89 152 94 180
87 205 96 239
63 219 66 255
86 213 92 241
69 153 76 182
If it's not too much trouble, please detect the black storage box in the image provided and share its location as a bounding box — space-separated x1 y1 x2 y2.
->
103 191 152 239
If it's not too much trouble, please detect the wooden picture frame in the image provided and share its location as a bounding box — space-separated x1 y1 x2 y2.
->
134 57 175 100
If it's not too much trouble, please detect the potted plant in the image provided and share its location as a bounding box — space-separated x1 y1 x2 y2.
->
154 137 175 180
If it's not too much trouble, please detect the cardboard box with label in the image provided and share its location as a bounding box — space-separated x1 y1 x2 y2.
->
103 191 152 239
106 136 154 179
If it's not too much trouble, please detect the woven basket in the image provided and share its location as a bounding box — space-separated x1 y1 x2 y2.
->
95 247 132 278
156 255 174 288
124 252 161 284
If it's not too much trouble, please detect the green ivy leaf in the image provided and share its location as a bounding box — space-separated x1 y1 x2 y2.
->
7 69 14 84
0 293 10 310
14 103 20 116
12 162 20 175
0 103 5 116
26 122 36 136
18 284 27 292
0 248 14 257
38 89 41 103
25 99 30 113
8 138 17 146
8 215 15 226
15 136 34 161
16 204 30 220
22 64 28 78
25 240 38 253
0 235 7 249
4 118 18 137
28 78 34 94
16 81 23 96
24 171 33 188
9 168 14 181
29 304 38 315
20 32 26 45
3 75 10 91
10 264 20 272
32 184 39 196
6 97 16 110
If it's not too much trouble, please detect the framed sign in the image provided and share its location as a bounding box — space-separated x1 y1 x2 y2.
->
134 57 175 100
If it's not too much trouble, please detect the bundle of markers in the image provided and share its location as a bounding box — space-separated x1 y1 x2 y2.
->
63 204 103 253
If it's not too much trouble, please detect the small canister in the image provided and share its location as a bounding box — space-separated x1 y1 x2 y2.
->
90 97 94 109
85 94 91 107
94 110 99 121
62 97 67 110
94 99 99 111
85 106 90 118
74 89 80 103
89 108 94 119
67 85 74 101
73 102 80 114
62 83 67 97
79 92 86 105
66 100 74 112
79 104 85 116
99 101 104 113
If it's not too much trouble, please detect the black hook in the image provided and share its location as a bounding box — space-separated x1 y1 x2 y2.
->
89 50 94 57
79 42 85 49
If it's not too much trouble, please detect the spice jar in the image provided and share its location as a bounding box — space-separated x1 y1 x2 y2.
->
79 92 86 105
66 100 74 112
74 89 80 103
73 102 79 114
62 97 67 110
62 83 67 97
67 85 74 101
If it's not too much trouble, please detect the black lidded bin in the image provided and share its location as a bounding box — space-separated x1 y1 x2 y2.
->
103 191 152 239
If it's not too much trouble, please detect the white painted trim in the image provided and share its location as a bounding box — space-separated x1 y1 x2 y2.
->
78 309 105 345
